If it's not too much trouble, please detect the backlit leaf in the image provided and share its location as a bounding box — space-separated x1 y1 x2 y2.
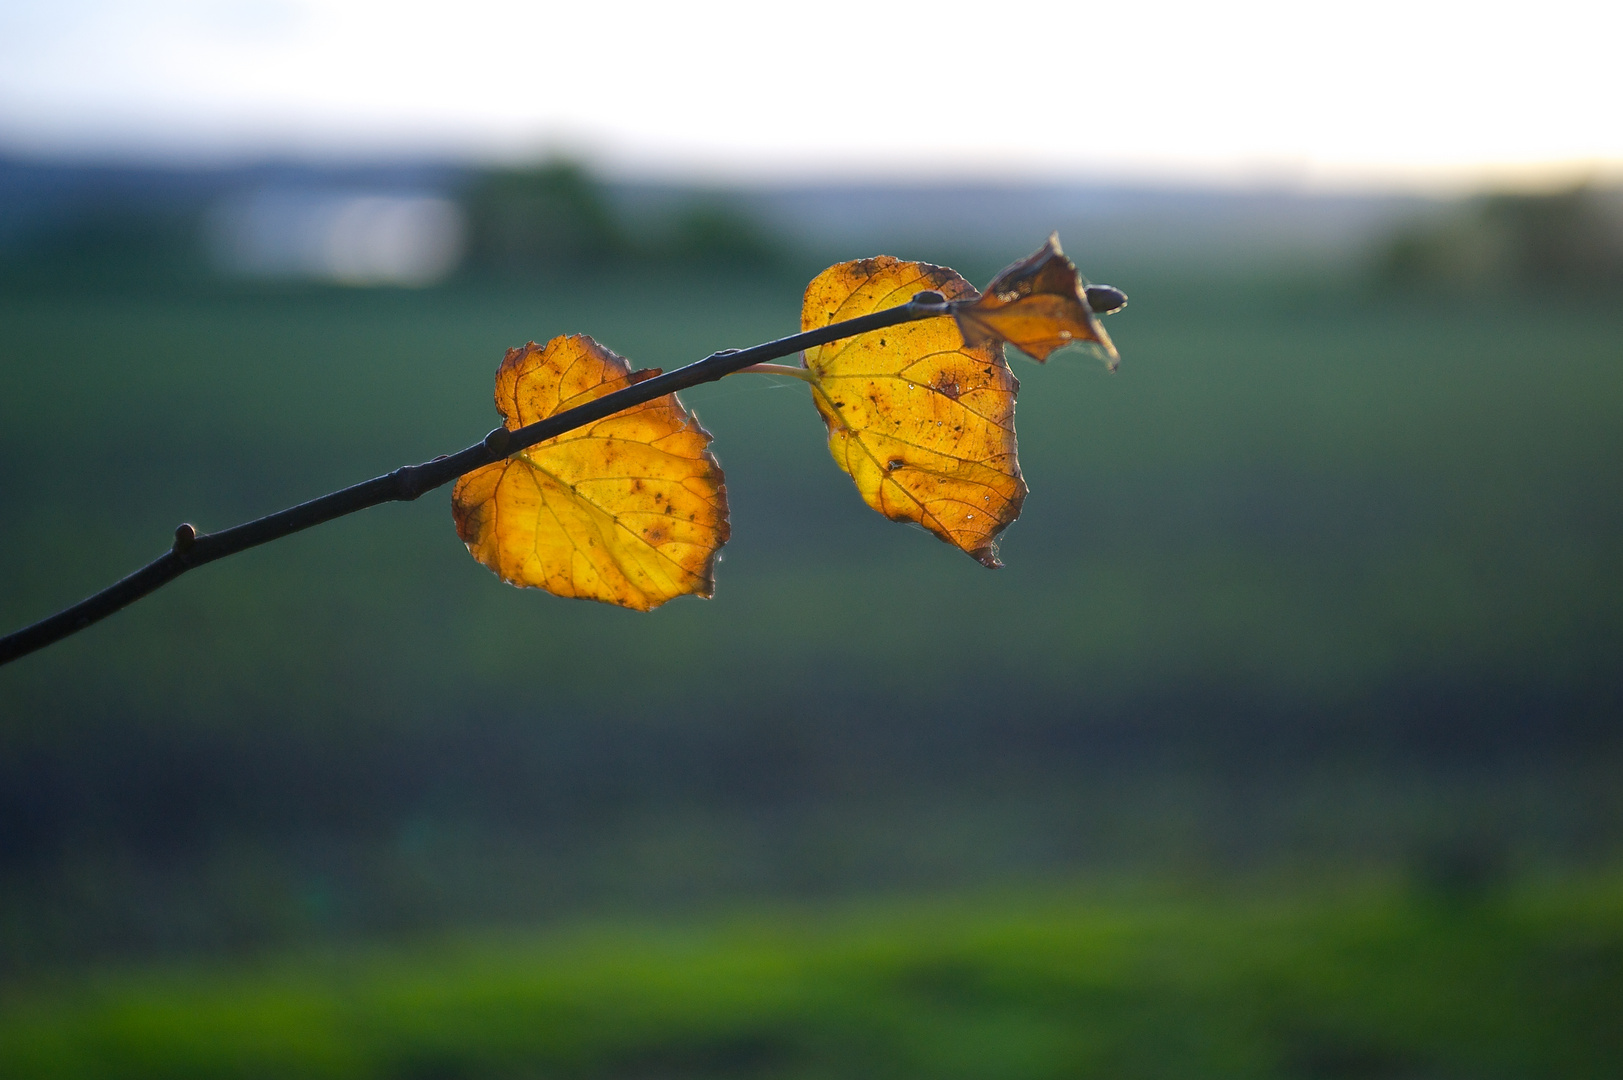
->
801 256 1026 568
954 232 1120 369
452 335 729 611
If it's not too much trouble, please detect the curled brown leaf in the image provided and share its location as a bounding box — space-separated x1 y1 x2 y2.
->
954 233 1121 370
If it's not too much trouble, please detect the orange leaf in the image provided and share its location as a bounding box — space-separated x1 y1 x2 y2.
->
800 256 1026 568
452 335 729 611
954 233 1120 369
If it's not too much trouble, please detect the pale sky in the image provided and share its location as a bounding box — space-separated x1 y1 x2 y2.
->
1 0 1618 190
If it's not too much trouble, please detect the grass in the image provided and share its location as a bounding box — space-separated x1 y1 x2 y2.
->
2 874 1621 1079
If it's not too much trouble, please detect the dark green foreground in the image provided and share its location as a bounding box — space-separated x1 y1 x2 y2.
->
3 877 1620 1079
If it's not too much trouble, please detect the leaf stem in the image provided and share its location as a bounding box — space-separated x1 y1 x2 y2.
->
0 294 956 667
733 362 815 381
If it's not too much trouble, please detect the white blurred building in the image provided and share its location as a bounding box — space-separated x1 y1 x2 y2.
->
207 188 464 286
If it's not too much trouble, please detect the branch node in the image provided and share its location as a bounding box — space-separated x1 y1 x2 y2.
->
172 523 197 554
910 290 947 307
483 426 512 457
392 466 424 502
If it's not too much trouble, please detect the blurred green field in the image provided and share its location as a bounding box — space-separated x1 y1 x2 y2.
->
3 874 1620 1079
1 259 1621 1029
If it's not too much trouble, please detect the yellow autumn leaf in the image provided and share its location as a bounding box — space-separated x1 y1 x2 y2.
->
800 256 1026 568
452 335 729 611
954 233 1121 370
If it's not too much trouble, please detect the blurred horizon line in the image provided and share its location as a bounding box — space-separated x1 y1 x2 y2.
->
3 140 1620 200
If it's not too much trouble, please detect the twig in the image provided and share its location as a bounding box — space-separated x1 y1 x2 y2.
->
0 293 957 667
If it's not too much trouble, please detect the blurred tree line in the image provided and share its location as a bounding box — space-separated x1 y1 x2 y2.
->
1377 183 1623 293
0 157 790 288
461 161 785 275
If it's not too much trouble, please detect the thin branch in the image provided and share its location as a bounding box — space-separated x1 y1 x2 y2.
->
0 293 957 668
